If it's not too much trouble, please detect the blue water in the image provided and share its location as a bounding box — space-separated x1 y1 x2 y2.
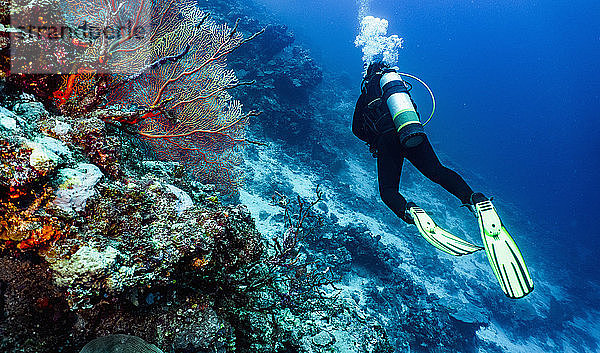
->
255 0 600 277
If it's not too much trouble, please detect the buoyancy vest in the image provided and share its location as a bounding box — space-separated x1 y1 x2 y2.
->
356 72 401 145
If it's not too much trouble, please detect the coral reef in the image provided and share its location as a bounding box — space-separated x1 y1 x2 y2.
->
0 75 391 352
0 89 260 351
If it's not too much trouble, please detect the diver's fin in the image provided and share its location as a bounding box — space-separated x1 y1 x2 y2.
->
408 205 483 256
474 199 534 299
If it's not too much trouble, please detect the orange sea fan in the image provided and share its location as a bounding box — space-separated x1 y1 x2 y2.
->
54 0 263 192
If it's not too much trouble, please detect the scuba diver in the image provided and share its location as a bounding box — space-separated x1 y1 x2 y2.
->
352 61 533 299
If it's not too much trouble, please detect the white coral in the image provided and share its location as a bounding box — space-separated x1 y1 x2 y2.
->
53 163 104 215
53 245 121 287
27 141 61 174
0 107 19 131
165 184 194 215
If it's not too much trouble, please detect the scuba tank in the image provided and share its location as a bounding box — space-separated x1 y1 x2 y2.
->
379 68 426 148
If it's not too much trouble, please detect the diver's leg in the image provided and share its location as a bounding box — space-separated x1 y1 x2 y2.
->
405 137 474 205
382 136 483 255
377 134 412 223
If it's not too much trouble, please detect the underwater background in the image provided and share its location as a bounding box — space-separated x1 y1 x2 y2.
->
255 0 600 278
1 0 599 352
242 0 600 350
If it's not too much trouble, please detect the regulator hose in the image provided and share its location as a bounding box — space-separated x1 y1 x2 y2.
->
397 72 436 126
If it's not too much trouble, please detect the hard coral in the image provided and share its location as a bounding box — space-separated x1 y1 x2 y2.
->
41 175 263 311
16 223 61 250
38 114 123 179
0 138 40 187
0 182 66 251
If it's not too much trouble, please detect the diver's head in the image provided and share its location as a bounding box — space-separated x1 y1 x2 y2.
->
366 61 389 77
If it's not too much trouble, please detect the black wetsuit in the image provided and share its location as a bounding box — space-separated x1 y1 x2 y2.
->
352 92 474 223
